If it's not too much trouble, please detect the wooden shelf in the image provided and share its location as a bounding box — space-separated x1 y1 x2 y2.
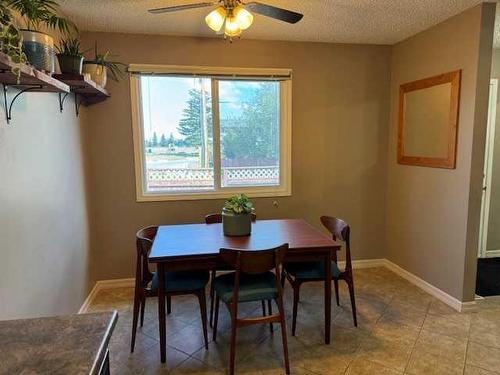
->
0 53 69 93
53 74 110 104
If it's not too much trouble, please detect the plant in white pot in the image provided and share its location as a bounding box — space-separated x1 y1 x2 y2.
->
6 0 75 73
83 42 126 88
222 194 254 237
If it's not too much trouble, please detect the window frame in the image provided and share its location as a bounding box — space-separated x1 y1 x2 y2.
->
130 65 292 202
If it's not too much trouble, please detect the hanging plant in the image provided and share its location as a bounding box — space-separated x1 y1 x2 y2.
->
0 1 26 82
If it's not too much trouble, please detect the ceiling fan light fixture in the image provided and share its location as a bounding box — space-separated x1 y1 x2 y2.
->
205 6 226 32
224 16 242 37
233 5 253 30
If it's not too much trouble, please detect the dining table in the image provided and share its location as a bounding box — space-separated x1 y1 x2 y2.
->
149 218 340 363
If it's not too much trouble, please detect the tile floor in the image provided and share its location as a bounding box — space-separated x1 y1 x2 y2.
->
87 267 500 374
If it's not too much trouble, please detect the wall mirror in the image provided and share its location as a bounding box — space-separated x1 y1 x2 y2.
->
398 70 461 169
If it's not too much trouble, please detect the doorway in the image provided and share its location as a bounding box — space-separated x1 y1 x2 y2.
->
477 78 500 296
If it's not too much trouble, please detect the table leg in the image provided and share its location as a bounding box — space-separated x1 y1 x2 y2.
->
324 252 332 344
157 262 167 363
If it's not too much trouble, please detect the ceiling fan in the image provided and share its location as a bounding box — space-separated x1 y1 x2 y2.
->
148 0 304 40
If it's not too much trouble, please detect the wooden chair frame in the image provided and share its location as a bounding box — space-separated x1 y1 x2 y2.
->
205 213 258 327
283 216 357 336
212 244 290 375
130 226 208 353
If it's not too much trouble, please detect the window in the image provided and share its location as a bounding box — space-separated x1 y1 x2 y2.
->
130 65 292 201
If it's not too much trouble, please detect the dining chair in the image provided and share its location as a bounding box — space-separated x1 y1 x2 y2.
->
205 212 259 328
212 244 290 375
283 216 357 336
130 225 210 353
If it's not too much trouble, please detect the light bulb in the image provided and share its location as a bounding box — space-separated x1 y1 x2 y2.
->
205 6 226 32
233 5 253 30
224 16 242 37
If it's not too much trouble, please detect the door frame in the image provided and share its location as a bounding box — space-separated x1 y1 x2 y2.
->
479 78 498 258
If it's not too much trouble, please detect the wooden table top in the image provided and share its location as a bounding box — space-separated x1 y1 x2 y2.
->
149 219 339 262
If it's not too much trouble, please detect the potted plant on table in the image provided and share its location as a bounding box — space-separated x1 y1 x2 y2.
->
6 0 76 73
222 194 254 237
0 1 26 81
83 41 126 88
56 37 85 74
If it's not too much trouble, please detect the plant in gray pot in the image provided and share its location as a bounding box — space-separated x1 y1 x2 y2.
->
56 37 86 74
6 0 76 73
222 194 254 237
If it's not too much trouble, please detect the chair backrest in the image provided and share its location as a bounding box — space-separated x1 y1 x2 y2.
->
136 226 158 288
219 243 289 303
320 216 352 273
205 212 257 224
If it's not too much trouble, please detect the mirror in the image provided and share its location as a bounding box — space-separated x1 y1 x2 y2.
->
398 70 461 169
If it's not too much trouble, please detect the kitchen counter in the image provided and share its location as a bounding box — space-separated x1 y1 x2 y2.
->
0 311 117 375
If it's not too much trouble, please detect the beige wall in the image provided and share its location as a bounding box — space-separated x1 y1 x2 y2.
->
386 3 495 301
80 32 392 281
0 94 91 319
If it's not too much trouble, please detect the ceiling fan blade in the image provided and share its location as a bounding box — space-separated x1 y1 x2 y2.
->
149 2 216 14
244 2 303 24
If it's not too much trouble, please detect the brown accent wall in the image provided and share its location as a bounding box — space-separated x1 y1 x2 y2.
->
79 32 392 281
386 3 495 301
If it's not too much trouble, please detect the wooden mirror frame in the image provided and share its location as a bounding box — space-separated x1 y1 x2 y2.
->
397 70 461 169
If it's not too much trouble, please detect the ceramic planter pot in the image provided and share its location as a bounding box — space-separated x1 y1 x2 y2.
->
57 54 83 74
222 208 252 237
83 62 107 87
20 30 55 73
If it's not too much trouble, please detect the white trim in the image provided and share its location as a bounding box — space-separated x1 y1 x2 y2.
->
130 69 293 202
382 259 474 312
485 249 500 257
128 64 292 78
479 79 498 258
78 278 135 314
337 258 386 270
78 260 476 314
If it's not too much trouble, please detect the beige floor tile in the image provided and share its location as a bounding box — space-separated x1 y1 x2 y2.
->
422 312 471 339
378 299 427 328
464 365 500 375
466 342 500 373
83 269 500 375
357 320 420 372
469 311 500 349
405 329 467 375
345 358 403 374
170 357 223 375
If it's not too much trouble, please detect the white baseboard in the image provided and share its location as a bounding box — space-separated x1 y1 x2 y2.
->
483 249 500 258
382 259 474 312
78 278 134 314
78 259 475 314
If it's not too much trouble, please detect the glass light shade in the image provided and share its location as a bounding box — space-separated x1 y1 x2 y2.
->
224 16 242 37
234 6 253 30
205 6 226 32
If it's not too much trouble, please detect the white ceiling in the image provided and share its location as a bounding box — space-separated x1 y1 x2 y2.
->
59 0 486 45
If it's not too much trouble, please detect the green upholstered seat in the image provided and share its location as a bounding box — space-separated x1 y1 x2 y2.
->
214 271 278 303
151 270 209 293
284 261 342 280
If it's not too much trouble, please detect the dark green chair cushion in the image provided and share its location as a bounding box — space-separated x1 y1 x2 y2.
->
151 270 209 293
284 261 342 280
214 271 278 303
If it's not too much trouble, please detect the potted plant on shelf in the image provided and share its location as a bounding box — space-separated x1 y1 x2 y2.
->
222 194 254 237
56 37 85 74
0 1 26 81
83 42 126 88
6 0 75 73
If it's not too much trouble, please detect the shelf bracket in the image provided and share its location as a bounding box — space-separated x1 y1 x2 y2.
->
74 93 84 117
3 84 43 124
58 92 70 113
